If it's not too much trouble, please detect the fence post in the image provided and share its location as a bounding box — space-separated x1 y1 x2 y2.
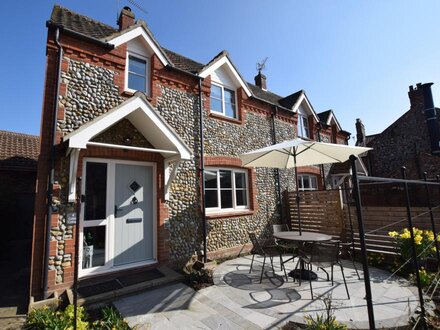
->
423 172 440 265
402 167 426 329
350 155 376 330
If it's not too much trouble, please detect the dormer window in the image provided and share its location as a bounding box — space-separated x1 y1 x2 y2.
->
126 54 150 94
210 83 237 119
298 106 310 138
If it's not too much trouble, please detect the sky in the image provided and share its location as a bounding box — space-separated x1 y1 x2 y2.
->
2 0 440 141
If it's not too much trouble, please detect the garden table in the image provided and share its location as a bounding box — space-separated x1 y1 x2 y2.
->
273 231 332 280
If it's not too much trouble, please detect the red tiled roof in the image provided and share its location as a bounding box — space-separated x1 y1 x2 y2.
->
0 130 40 170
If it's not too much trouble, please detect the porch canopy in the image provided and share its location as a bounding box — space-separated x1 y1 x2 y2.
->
63 92 192 201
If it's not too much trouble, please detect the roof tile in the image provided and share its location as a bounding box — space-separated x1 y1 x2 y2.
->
0 130 39 170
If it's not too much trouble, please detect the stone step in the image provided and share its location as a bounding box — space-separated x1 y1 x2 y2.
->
67 266 183 307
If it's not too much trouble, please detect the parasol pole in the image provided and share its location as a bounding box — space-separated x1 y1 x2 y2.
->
294 152 302 235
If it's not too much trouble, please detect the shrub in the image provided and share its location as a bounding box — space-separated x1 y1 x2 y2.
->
304 297 347 330
26 305 130 330
388 228 438 263
409 267 436 288
26 305 88 330
92 305 131 330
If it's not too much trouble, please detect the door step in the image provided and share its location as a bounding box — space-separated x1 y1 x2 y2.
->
67 266 183 306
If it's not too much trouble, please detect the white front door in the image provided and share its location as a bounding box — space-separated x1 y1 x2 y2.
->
80 159 156 277
114 163 154 266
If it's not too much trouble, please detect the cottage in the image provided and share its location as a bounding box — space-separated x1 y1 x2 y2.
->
30 5 350 300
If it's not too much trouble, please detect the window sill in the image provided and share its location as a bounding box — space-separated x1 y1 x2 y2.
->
206 210 254 220
209 112 242 125
122 90 152 101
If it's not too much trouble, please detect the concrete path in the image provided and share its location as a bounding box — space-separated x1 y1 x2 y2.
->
114 255 420 329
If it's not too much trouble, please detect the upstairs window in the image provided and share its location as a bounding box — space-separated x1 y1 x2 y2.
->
298 174 318 191
204 168 248 211
297 106 310 138
127 54 150 94
210 83 237 119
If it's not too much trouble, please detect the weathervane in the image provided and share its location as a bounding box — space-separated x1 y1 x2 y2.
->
256 57 268 74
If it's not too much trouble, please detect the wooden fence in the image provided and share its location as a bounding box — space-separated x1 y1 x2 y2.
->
286 190 344 238
285 189 440 255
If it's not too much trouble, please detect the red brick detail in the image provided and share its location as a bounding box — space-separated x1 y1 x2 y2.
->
207 243 253 260
204 156 242 167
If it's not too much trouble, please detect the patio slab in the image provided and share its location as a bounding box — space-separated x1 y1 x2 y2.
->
114 255 419 329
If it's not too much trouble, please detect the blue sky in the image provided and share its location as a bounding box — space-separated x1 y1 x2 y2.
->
2 0 440 141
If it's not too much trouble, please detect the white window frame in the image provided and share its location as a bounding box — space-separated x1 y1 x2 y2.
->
297 106 310 138
210 82 238 119
204 167 249 212
125 52 151 95
298 174 318 191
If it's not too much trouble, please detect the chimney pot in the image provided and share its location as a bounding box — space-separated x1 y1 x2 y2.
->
118 6 135 31
254 71 267 91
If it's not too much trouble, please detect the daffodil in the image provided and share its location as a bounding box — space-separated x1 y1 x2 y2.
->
414 235 423 245
388 231 399 237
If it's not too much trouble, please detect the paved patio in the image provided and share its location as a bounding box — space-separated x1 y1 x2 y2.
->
114 254 420 329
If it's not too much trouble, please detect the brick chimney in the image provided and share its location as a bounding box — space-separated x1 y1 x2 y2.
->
254 71 267 91
355 118 366 147
118 6 135 31
409 82 440 155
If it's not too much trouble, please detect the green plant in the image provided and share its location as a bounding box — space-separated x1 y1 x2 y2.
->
367 252 384 267
409 267 436 288
26 305 89 330
92 305 131 330
389 228 438 264
303 297 347 330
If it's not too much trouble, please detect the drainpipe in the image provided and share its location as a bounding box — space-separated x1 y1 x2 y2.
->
316 123 326 190
43 28 63 299
198 77 207 263
271 107 283 224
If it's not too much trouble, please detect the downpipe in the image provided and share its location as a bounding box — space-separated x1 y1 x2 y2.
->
43 28 63 299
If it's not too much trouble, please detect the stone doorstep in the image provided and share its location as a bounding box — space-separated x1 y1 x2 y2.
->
66 266 183 307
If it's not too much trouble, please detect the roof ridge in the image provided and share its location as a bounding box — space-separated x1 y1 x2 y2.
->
50 4 117 32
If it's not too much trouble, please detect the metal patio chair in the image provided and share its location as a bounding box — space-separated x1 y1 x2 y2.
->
273 224 298 270
248 232 288 283
296 241 350 299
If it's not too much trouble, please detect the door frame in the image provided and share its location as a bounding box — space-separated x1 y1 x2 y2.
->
79 157 157 278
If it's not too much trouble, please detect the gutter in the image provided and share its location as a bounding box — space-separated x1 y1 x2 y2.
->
43 27 63 299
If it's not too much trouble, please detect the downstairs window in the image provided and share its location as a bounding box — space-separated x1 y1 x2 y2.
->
204 168 249 212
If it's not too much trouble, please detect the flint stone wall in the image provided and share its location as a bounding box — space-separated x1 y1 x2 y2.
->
58 58 124 133
157 84 296 262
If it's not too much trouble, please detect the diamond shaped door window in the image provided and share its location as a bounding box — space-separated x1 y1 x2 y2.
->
129 180 141 193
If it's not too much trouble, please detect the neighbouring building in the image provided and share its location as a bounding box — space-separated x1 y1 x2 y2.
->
30 5 350 300
0 130 39 306
356 82 440 179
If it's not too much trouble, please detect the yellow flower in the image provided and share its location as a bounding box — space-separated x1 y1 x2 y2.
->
427 233 435 242
400 232 411 239
389 231 399 237
414 228 423 236
414 235 423 245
